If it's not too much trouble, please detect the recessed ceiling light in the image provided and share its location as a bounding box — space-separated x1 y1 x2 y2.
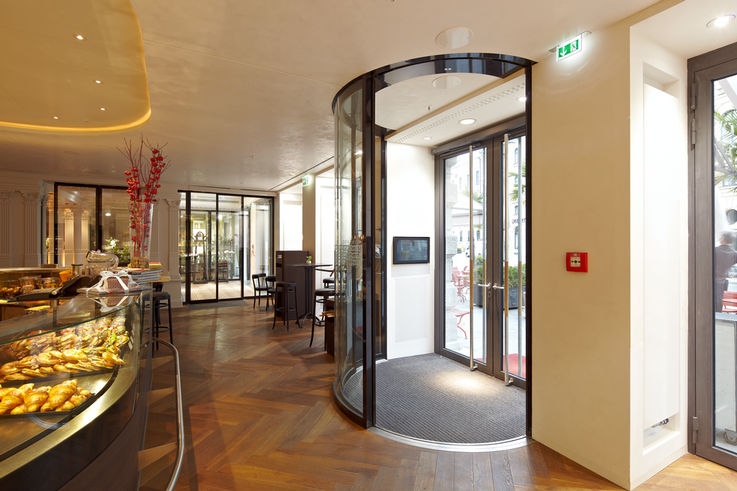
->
707 14 735 28
432 75 462 89
95 80 102 84
74 34 85 41
423 136 432 141
99 107 106 111
435 26 473 49
518 96 527 103
52 116 59 120
459 118 476 125
104 212 111 217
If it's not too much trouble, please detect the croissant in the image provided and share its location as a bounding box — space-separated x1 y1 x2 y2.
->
21 368 43 378
56 400 75 412
0 389 23 415
53 364 71 373
16 356 39 369
24 386 50 412
4 373 31 381
10 404 27 415
1 362 19 376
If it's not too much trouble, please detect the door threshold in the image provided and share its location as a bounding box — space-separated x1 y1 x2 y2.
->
369 426 528 453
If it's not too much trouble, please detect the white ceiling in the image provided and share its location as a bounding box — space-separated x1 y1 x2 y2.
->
632 0 737 58
3 0 729 192
384 73 526 147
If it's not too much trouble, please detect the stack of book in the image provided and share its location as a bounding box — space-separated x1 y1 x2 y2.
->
126 268 161 285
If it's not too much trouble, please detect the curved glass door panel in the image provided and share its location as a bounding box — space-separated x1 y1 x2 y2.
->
334 80 364 419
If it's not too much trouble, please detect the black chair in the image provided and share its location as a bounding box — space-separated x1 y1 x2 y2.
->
265 275 276 309
273 281 299 330
252 273 269 309
311 286 335 347
322 277 335 288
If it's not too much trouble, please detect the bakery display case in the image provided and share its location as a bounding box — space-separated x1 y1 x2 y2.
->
0 291 152 489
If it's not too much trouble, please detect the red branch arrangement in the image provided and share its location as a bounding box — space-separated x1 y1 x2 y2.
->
119 137 170 266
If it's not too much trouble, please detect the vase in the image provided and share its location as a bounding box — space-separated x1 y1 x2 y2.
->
130 202 154 269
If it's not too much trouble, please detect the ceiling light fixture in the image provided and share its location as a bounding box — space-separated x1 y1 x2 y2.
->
52 116 59 120
423 136 432 141
518 96 527 103
74 34 85 41
432 75 462 89
707 14 735 28
104 212 111 217
99 107 106 111
459 118 476 125
435 26 472 49
95 80 102 84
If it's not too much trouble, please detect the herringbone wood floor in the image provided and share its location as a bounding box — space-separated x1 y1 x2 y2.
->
141 302 737 490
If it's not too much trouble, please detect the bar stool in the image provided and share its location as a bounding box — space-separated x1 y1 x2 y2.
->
152 289 173 351
273 281 299 330
311 287 335 346
322 277 335 288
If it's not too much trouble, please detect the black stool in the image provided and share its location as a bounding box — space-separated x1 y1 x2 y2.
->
273 281 299 330
322 277 335 288
311 287 335 346
153 290 173 351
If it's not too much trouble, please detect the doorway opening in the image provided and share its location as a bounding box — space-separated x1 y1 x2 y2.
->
332 53 532 447
179 191 274 303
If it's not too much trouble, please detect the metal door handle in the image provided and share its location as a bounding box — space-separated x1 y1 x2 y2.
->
491 283 505 290
478 283 492 288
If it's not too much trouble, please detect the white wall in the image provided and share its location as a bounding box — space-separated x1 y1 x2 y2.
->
629 21 689 489
531 21 632 489
386 143 435 359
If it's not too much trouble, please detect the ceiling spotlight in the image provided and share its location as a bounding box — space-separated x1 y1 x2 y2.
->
459 118 476 125
74 34 85 41
432 75 462 89
518 96 527 103
52 116 59 120
99 107 106 111
435 26 473 49
95 80 102 84
423 136 432 141
707 14 735 28
104 212 111 217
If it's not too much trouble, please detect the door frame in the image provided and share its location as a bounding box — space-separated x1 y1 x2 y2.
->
689 40 737 470
433 116 528 388
180 190 275 304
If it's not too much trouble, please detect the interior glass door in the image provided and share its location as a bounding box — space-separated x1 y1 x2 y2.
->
442 146 490 370
189 192 216 302
217 195 243 300
693 50 737 471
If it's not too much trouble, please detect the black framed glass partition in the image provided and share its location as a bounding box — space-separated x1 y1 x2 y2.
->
331 53 533 430
179 191 273 304
52 183 129 268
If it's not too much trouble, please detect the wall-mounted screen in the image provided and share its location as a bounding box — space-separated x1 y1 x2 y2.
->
393 236 430 264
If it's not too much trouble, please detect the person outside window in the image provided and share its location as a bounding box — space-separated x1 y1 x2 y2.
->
714 231 737 312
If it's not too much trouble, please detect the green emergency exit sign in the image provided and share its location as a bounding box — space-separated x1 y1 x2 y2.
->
557 35 582 61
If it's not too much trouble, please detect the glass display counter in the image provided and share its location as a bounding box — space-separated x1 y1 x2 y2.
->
0 292 151 489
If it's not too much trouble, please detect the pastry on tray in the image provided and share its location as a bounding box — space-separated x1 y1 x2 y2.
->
0 379 91 415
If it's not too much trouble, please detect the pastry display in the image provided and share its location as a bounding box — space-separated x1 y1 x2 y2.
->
0 379 91 415
6 312 128 359
0 312 128 383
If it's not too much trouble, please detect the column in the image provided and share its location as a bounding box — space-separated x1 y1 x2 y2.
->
0 192 10 267
23 192 41 266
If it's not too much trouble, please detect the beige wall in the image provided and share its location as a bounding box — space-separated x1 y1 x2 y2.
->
531 22 632 488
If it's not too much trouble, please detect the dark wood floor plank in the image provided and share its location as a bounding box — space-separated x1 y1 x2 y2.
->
471 452 493 490
130 303 737 490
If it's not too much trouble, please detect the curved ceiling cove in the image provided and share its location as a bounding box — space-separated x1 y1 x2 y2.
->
0 0 150 132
